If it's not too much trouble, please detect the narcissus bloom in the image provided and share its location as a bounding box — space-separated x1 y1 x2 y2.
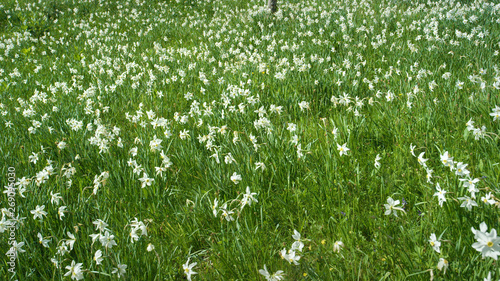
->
37 233 51 248
259 264 285 281
410 143 416 157
460 178 480 198
458 195 478 211
100 231 117 249
490 106 500 121
94 250 103 265
64 260 84 280
183 258 197 280
337 143 350 156
433 183 447 207
241 186 258 209
280 248 300 265
138 173 154 188
220 203 234 221
212 198 218 217
455 162 470 177
31 205 47 221
481 193 496 205
374 154 381 169
291 230 305 252
417 152 428 167
333 240 344 253
384 197 406 217
440 151 454 170
429 233 441 253
230 172 242 184
112 263 127 278
471 222 500 260
437 258 448 274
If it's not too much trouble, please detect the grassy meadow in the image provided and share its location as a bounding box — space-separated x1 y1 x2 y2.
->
1 0 500 279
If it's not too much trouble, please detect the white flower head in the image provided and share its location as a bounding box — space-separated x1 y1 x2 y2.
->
433 183 447 207
30 205 47 221
471 222 500 260
384 197 406 217
259 264 285 281
417 152 428 167
280 248 300 265
64 260 84 280
183 258 197 281
437 258 449 274
333 240 344 253
291 230 305 252
337 143 350 156
374 154 381 169
241 186 258 209
112 263 127 278
429 233 441 253
230 172 242 185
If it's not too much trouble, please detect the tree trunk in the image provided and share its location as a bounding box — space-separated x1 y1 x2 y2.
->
268 0 277 14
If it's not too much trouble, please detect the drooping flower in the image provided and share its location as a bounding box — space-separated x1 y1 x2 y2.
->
410 144 416 157
50 192 63 205
374 154 381 169
212 198 218 217
333 240 344 253
66 232 76 251
255 162 266 171
94 250 103 265
37 233 51 248
437 258 449 274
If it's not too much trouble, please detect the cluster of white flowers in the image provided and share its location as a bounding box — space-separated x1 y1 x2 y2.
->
92 171 109 195
1 0 500 279
212 186 258 222
129 217 148 243
465 119 488 140
259 229 310 280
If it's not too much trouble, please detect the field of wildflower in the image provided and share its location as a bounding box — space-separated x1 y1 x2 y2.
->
1 0 500 279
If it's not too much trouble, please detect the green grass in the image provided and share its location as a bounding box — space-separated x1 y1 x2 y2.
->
0 0 499 280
